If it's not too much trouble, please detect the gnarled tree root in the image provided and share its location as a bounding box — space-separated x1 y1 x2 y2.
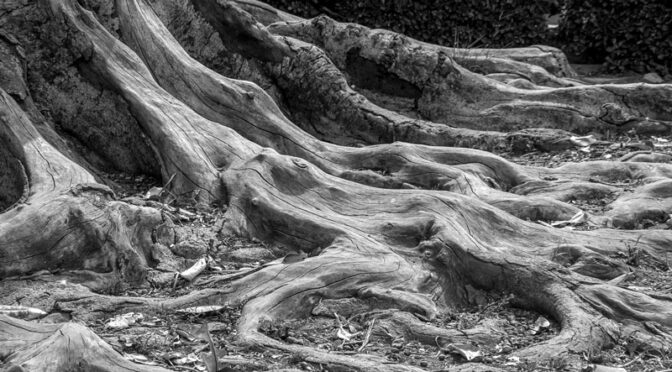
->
1 1 672 371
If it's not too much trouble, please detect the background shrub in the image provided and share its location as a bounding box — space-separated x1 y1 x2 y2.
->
262 0 671 76
558 0 672 75
263 0 558 48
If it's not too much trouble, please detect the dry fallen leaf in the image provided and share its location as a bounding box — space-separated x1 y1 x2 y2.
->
173 354 200 365
106 312 144 330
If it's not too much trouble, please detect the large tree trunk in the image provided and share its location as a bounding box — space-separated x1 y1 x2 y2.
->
1 0 672 371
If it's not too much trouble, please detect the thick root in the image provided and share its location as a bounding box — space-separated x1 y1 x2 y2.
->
1 1 672 371
266 15 672 135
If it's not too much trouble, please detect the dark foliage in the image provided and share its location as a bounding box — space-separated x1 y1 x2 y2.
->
559 0 672 75
263 0 558 48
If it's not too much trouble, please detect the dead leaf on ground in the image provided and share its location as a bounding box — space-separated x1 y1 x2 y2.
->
106 312 144 330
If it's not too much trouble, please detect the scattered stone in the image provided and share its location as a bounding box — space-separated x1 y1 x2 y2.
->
171 239 208 259
154 220 175 246
228 247 275 262
531 316 551 334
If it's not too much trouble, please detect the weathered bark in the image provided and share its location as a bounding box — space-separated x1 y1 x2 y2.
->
0 87 164 290
265 15 672 135
232 0 578 80
0 314 169 372
1 0 672 371
150 0 586 152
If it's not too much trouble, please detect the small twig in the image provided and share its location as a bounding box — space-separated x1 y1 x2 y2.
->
162 173 176 190
357 317 376 352
333 312 344 328
172 272 180 289
201 323 218 372
467 34 486 48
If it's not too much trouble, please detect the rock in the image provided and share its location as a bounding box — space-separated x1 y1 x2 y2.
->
227 247 275 262
531 316 551 334
643 72 664 84
154 220 175 246
171 239 208 259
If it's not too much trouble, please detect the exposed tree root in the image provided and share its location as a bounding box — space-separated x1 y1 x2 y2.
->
0 314 170 372
264 13 672 134
1 0 672 371
147 0 586 153
232 0 578 81
0 88 163 291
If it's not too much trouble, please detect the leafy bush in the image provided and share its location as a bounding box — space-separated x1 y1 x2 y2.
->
558 0 672 75
262 0 558 48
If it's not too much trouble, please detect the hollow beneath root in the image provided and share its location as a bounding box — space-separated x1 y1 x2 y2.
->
0 144 25 212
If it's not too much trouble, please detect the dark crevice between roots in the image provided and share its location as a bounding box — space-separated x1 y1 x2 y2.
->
345 48 422 100
190 0 292 64
0 144 26 212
